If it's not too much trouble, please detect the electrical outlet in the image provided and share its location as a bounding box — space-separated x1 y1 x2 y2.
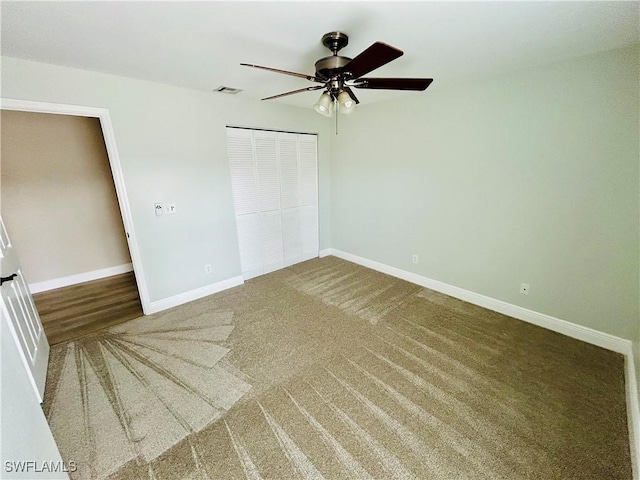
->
520 283 530 295
412 254 419 264
205 264 212 274
166 203 176 215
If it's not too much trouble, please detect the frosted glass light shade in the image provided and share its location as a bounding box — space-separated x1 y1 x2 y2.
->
313 93 333 117
338 91 356 114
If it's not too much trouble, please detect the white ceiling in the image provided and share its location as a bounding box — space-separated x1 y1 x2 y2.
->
2 1 638 108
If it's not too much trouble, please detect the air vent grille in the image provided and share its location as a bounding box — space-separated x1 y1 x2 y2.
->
214 86 242 95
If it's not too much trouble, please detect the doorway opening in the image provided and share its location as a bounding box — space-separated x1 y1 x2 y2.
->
1 99 150 343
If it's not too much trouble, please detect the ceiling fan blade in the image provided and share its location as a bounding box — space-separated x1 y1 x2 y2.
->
343 42 404 79
240 63 322 83
343 86 360 105
352 78 433 91
262 85 325 101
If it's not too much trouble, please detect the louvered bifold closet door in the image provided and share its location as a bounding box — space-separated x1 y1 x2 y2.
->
299 134 319 260
279 132 303 267
227 127 318 280
254 131 284 274
227 128 263 279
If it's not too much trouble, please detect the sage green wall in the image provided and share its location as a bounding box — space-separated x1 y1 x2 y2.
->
636 40 640 405
332 44 639 340
0 56 332 303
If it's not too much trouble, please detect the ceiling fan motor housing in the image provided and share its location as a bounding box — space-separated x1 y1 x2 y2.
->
315 55 352 81
316 32 353 82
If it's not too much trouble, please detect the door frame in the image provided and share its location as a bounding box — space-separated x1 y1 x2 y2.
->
0 98 151 314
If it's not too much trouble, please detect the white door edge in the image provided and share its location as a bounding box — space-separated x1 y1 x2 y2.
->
0 299 43 402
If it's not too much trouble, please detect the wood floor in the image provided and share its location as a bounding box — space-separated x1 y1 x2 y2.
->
33 272 143 345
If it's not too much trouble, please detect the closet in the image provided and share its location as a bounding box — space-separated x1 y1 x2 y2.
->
226 127 318 279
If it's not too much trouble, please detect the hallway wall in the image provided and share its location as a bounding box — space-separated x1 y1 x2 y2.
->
1 110 131 285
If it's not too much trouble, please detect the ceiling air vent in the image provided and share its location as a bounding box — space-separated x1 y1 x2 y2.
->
214 86 242 95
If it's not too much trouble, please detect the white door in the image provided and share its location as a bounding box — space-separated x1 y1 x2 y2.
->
1 310 68 479
0 216 49 403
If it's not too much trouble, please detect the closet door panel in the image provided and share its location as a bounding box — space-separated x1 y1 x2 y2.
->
299 134 318 207
236 213 263 279
300 205 319 260
298 134 318 259
261 211 284 273
254 132 280 213
278 133 299 210
227 130 257 216
282 207 302 266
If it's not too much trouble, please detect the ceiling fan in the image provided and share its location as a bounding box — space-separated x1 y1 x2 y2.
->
241 32 433 119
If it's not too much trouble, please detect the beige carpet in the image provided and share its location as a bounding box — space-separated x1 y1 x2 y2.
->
43 257 631 479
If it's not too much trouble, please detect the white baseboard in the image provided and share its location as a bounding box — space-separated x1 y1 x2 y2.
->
625 345 640 480
319 248 333 258
328 249 631 354
146 275 244 314
28 263 133 293
326 248 639 475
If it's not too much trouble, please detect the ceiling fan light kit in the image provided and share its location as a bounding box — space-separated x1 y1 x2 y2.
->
337 90 355 114
313 92 333 117
241 31 433 130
